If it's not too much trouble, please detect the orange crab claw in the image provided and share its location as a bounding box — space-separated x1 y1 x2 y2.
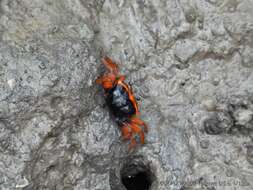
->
96 57 123 90
95 73 116 90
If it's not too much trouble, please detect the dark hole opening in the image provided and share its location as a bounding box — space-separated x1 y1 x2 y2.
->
121 162 153 190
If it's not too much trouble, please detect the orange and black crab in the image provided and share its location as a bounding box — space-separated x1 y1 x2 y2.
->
95 56 148 150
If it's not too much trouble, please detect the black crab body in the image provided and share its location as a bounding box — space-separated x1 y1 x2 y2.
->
105 84 136 123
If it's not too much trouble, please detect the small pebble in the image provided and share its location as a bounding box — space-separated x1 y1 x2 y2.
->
201 98 216 111
226 168 233 177
7 79 16 89
236 110 253 126
200 139 209 149
15 176 29 188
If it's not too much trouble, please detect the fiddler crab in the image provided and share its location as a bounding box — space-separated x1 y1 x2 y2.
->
96 56 148 150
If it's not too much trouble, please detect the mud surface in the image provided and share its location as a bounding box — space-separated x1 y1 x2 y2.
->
0 0 253 190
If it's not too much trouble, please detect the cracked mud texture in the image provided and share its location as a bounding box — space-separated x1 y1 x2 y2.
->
0 0 253 190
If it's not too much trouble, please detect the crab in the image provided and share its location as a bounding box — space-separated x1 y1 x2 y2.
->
95 56 148 150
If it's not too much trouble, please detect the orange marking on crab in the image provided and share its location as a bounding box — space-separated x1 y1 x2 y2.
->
117 80 140 115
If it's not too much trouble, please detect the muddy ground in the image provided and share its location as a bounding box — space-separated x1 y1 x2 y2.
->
0 0 253 190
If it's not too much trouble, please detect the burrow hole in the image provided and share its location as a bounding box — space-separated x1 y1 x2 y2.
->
120 159 154 190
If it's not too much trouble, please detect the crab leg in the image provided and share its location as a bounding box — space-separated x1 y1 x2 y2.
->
102 56 119 75
131 117 148 132
130 123 145 144
121 123 132 141
128 122 145 150
129 138 137 150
